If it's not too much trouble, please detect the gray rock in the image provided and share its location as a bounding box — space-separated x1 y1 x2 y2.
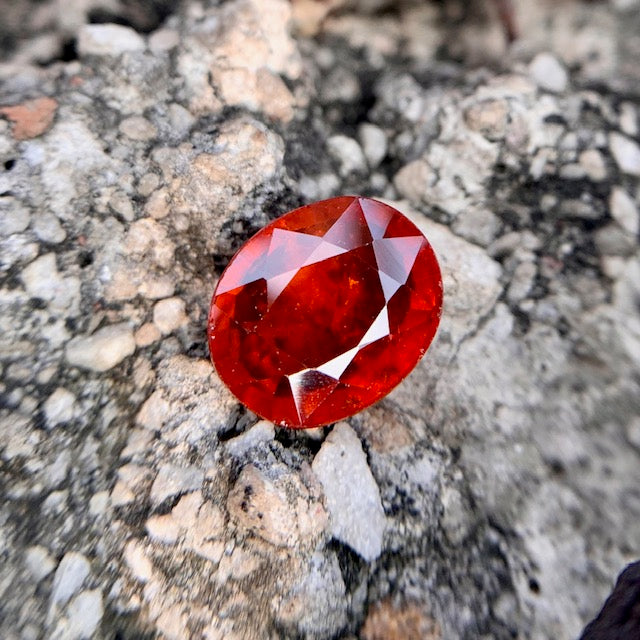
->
627 416 640 450
451 206 501 247
610 132 640 176
150 464 204 506
327 135 368 177
312 422 385 562
32 213 66 244
20 254 80 312
507 261 537 304
0 197 30 235
24 546 56 582
358 123 388 169
403 206 503 352
152 297 188 335
1 1 640 639
77 24 146 57
440 486 473 545
610 186 639 236
43 388 77 428
595 223 637 256
65 324 136 372
276 552 349 638
529 53 569 93
50 553 90 608
226 420 275 457
63 590 104 640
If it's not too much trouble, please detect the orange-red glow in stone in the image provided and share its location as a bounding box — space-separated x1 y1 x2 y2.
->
208 196 443 428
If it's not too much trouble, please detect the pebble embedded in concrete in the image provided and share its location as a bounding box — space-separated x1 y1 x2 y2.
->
311 422 385 562
77 24 146 57
43 388 77 428
610 132 640 176
50 552 90 608
529 53 568 93
610 186 639 236
150 463 204 506
65 324 136 372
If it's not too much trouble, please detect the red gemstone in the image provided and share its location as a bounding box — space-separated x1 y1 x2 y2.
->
208 196 443 429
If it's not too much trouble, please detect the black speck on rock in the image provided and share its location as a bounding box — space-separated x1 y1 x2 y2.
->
579 561 640 640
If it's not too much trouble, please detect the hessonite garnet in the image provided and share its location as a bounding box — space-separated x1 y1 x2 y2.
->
208 196 443 429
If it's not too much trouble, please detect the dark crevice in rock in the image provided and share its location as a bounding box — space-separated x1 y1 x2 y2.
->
217 406 255 442
101 602 156 640
328 539 368 595
59 38 78 62
88 1 178 34
273 427 326 456
284 119 332 180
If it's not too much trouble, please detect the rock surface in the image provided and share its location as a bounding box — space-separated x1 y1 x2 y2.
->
312 423 386 562
1 0 639 639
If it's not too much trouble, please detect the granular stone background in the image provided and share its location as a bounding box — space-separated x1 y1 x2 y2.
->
1 0 639 639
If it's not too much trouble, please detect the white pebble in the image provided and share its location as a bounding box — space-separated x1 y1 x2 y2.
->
0 197 30 235
627 416 640 450
32 213 66 244
327 135 367 177
610 187 639 235
578 149 607 182
65 589 104 640
119 116 157 142
150 463 204 505
610 132 640 176
153 297 188 334
619 102 638 137
124 540 154 582
24 545 56 582
65 323 136 372
21 254 61 301
226 420 275 457
77 24 145 57
312 423 385 561
89 491 110 516
43 387 77 428
358 123 388 169
50 552 90 607
149 28 180 53
529 53 568 93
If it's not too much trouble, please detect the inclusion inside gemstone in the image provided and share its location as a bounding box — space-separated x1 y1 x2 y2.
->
208 196 443 428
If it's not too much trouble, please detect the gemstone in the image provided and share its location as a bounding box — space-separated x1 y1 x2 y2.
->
208 196 443 429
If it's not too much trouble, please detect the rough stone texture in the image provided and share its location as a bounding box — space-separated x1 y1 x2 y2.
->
312 423 386 561
0 97 57 140
77 24 146 57
529 52 569 93
1 1 640 639
361 599 441 640
65 323 136 372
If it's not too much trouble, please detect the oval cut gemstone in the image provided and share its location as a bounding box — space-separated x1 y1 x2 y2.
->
208 196 443 429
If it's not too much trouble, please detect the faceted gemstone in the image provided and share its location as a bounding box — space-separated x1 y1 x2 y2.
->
208 196 443 429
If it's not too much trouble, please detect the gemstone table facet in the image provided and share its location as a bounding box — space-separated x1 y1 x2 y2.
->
208 196 443 428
